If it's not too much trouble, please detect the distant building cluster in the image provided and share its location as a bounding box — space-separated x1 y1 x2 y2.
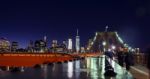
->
0 29 86 53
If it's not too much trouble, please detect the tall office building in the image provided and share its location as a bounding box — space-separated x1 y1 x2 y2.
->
34 40 46 53
62 41 67 48
76 29 80 53
0 38 10 52
44 36 47 42
52 40 58 47
68 38 72 50
27 40 34 52
44 36 47 47
11 41 19 52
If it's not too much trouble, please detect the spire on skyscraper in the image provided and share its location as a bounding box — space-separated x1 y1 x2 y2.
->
44 36 47 42
77 29 79 36
105 26 109 32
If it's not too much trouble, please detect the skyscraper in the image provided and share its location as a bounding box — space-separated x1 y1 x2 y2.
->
44 36 47 47
0 38 10 52
27 40 34 52
52 40 58 47
76 29 80 53
34 40 46 53
68 38 72 51
11 41 19 52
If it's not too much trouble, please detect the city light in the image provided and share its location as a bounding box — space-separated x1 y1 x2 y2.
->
102 41 106 52
128 47 132 50
95 32 98 36
0 0 147 78
111 45 116 50
108 49 111 52
102 41 106 46
68 39 72 50
87 47 90 50
94 36 96 41
131 49 135 52
124 43 128 47
91 42 94 45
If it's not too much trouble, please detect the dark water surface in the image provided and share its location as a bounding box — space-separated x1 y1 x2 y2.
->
0 56 133 79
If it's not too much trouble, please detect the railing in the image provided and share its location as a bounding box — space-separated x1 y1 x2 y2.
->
0 53 73 58
133 53 148 66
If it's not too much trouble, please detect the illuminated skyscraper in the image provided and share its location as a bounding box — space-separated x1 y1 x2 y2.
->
76 29 80 53
63 41 67 48
44 36 47 42
34 40 46 53
68 38 72 50
0 38 10 52
44 36 47 47
27 40 34 52
11 41 18 52
52 40 58 47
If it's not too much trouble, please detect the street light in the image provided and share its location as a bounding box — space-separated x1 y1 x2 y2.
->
102 41 106 46
111 45 116 50
102 41 106 52
128 47 131 50
108 48 111 52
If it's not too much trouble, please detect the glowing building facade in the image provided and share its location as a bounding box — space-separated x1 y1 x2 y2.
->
76 29 80 53
11 41 19 52
68 39 72 50
0 38 10 52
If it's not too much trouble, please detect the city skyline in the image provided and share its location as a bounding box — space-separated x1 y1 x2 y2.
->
0 1 149 79
0 0 149 50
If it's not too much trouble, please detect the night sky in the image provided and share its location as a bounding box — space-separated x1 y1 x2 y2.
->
0 0 150 50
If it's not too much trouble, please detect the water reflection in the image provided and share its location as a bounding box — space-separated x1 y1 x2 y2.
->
75 60 80 69
75 60 80 79
43 65 48 79
67 62 73 78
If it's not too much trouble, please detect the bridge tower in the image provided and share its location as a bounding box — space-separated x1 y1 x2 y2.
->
87 27 125 52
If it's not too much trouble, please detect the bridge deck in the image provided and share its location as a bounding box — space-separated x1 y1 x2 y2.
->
130 66 149 79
